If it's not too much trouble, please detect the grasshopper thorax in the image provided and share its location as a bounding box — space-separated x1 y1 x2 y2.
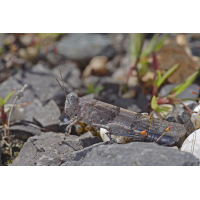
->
65 92 79 118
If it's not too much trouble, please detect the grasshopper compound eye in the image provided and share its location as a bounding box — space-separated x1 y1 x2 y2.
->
69 94 76 101
65 92 79 117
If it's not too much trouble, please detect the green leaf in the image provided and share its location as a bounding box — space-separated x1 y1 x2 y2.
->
155 105 171 113
151 95 158 110
3 90 14 104
137 62 148 77
154 70 162 87
94 86 103 94
129 33 143 64
180 98 198 101
156 63 179 87
0 47 4 55
141 34 159 57
174 71 199 97
169 84 183 94
88 83 94 94
0 97 4 106
154 34 170 52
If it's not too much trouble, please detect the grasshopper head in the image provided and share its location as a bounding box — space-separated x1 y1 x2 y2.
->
65 92 79 118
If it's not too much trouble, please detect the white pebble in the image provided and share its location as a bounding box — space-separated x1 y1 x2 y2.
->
181 129 200 160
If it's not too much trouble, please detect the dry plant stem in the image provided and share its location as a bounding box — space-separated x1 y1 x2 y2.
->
2 138 12 157
147 109 155 141
7 84 28 128
2 84 28 158
155 131 167 143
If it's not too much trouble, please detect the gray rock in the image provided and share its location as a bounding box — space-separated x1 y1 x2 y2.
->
0 76 34 105
23 98 43 122
0 143 2 166
127 104 142 113
39 52 66 67
160 84 199 99
81 93 95 100
61 141 110 166
165 107 194 136
0 33 6 47
80 142 199 166
136 91 149 112
83 75 121 101
78 131 102 147
9 124 41 141
52 62 82 89
188 40 200 57
14 63 73 106
12 131 102 166
175 100 197 111
33 100 61 132
114 98 138 110
57 34 115 67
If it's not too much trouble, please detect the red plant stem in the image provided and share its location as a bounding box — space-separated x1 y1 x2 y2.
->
152 52 158 71
175 99 193 113
151 52 159 98
157 98 171 104
0 105 7 125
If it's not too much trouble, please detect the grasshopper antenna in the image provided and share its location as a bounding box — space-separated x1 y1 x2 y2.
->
58 67 67 94
56 78 67 97
55 67 67 97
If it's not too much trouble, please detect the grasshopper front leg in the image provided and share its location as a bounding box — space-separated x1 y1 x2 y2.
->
64 116 82 140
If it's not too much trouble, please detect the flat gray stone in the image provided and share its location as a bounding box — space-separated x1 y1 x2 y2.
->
80 142 199 166
52 62 82 89
14 63 72 105
12 131 102 166
0 76 34 105
62 141 110 166
23 98 43 122
57 34 115 67
33 100 61 132
9 124 41 141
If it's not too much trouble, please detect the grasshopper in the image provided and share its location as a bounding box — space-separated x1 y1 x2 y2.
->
56 73 187 147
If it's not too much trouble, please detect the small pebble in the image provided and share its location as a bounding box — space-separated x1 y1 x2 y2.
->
181 129 200 160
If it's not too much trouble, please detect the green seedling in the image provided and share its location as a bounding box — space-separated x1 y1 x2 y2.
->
85 83 103 94
0 90 14 125
170 71 199 97
154 63 179 88
152 63 180 97
128 33 169 81
151 70 200 115
141 33 169 58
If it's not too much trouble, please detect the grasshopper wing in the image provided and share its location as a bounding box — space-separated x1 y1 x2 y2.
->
80 98 187 144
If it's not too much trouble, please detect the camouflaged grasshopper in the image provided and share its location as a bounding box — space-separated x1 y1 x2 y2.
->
56 72 187 147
